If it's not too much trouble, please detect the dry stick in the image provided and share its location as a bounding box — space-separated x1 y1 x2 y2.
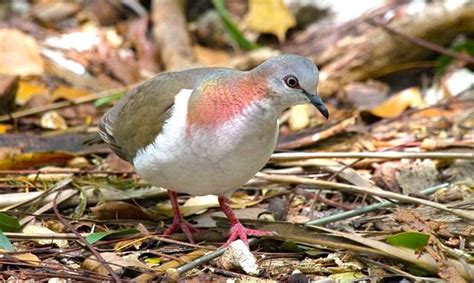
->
0 84 136 123
277 117 356 150
52 191 121 283
256 172 474 220
305 182 449 226
20 187 77 226
1 178 72 212
270 151 474 161
368 18 474 64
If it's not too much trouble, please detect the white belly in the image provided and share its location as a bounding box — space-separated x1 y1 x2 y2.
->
133 89 279 196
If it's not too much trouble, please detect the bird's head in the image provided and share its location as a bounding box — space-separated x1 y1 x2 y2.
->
254 54 329 119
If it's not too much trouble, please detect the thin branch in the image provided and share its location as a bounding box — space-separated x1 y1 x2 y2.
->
256 173 474 220
305 182 449 226
368 18 474 64
270 151 474 161
52 191 121 282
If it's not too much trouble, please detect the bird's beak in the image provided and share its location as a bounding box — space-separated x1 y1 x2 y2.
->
304 90 329 119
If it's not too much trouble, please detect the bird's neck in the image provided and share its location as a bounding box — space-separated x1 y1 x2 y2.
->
186 73 275 128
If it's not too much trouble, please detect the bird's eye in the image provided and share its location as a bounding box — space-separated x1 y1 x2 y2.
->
284 75 299 88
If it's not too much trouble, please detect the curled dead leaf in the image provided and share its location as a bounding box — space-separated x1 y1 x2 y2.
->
0 29 44 76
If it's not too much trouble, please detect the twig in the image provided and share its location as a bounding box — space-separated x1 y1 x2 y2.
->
277 117 356 150
270 151 474 161
256 173 474 220
52 191 121 282
368 18 474 64
20 184 77 226
305 182 449 226
5 232 87 239
0 84 135 122
1 178 72 212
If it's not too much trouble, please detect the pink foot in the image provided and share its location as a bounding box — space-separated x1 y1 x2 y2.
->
163 214 198 244
162 191 198 243
218 196 276 247
224 222 275 247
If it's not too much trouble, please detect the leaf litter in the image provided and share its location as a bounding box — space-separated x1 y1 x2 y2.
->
0 0 473 282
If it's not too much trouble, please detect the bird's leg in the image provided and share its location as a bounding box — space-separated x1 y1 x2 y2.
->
218 196 275 247
163 190 198 243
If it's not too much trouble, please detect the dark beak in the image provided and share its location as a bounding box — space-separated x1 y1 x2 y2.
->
304 90 329 119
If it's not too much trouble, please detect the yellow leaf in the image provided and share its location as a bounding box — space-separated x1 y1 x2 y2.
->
0 29 44 76
16 79 49 106
52 85 92 101
246 0 296 41
0 124 12 134
0 151 74 170
13 253 40 266
369 87 425 118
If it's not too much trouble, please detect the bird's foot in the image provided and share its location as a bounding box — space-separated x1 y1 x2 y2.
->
163 215 198 244
224 222 275 247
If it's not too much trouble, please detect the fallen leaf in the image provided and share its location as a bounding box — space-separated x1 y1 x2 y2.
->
16 79 50 106
40 111 68 130
22 224 68 248
0 229 14 251
52 85 92 101
0 29 44 76
0 124 12 134
86 228 139 244
91 201 157 221
369 87 424 118
0 151 74 170
0 212 21 232
82 252 146 275
246 0 296 41
386 231 430 250
12 253 40 266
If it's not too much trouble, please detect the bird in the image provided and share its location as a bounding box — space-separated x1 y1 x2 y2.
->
98 54 328 246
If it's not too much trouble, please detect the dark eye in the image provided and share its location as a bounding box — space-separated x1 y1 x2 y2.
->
284 75 299 88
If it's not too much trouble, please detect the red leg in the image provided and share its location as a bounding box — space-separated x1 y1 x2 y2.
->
218 196 275 247
163 191 198 243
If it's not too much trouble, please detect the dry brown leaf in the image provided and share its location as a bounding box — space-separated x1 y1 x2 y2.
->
246 0 296 41
91 201 156 221
0 29 44 76
369 87 424 118
82 252 146 275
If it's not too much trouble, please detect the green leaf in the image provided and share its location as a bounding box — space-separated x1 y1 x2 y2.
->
435 40 474 74
212 0 258 50
93 92 125 108
0 229 14 251
386 231 430 250
86 228 139 244
0 212 21 232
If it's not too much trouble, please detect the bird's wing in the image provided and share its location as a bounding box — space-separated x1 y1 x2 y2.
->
98 68 234 162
